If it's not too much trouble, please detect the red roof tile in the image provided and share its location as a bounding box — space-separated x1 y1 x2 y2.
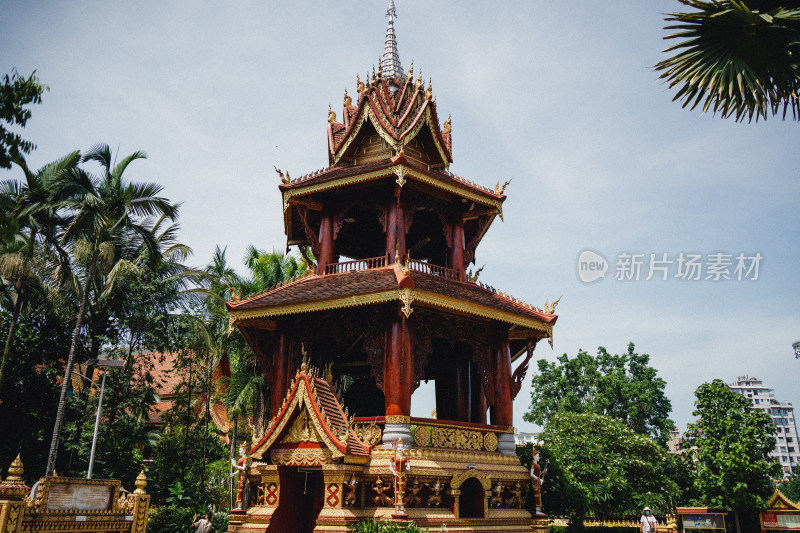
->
228 266 555 327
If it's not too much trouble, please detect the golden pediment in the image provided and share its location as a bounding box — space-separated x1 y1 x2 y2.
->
270 448 333 466
284 411 324 444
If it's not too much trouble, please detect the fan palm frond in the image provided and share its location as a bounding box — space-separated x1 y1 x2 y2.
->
656 0 800 121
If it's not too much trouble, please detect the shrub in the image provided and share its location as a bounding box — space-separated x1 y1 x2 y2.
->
349 519 428 532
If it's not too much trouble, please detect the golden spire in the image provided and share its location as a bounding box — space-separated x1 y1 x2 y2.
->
134 471 147 494
6 454 24 482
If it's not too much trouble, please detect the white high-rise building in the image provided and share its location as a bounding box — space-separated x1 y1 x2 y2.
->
728 375 800 476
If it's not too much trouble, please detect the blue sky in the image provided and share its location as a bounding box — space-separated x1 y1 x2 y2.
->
3 1 798 433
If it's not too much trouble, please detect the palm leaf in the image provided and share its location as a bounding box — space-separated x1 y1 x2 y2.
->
656 0 800 121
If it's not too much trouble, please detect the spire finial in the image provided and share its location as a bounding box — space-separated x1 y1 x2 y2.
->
381 0 404 87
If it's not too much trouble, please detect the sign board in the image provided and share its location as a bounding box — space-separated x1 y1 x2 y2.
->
763 512 800 530
681 513 726 530
42 478 118 512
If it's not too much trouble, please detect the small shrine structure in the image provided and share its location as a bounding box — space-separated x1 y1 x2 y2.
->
0 456 150 533
760 490 800 531
226 2 556 531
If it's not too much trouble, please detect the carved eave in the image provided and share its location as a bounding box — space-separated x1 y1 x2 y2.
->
248 368 370 466
279 160 505 248
327 76 453 169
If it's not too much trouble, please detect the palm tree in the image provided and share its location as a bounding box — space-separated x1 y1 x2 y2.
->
656 1 800 122
0 152 80 398
242 245 306 295
45 144 178 476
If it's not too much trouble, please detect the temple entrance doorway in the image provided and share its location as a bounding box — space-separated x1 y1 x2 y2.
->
266 466 324 533
459 477 485 519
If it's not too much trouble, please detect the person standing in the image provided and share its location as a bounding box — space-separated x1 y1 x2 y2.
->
640 507 657 533
193 512 212 533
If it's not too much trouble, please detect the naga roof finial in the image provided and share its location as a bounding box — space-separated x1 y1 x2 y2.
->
381 0 404 88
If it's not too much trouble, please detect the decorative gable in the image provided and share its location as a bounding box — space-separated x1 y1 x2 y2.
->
328 71 453 170
767 489 800 510
248 362 370 466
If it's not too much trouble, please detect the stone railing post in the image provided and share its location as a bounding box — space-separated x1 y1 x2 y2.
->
0 455 29 533
129 471 150 533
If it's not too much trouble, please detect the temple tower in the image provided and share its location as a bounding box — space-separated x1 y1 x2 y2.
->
226 3 556 531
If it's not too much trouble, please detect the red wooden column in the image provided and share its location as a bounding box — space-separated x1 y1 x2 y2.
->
383 305 414 446
489 323 513 427
316 210 336 274
477 389 488 425
270 329 293 419
384 306 413 416
447 213 466 281
385 195 407 263
453 356 470 422
470 360 487 424
489 322 517 455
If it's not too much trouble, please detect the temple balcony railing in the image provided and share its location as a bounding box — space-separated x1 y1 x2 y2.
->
353 416 511 452
406 259 461 281
323 255 388 274
322 256 462 281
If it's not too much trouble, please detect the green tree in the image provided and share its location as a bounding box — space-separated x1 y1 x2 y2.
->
517 443 589 525
540 412 680 519
147 423 227 506
241 245 306 295
191 246 308 439
0 151 80 399
686 379 781 532
781 471 800 502
45 144 178 476
656 1 800 122
524 343 674 444
0 191 17 243
0 70 47 170
0 305 72 482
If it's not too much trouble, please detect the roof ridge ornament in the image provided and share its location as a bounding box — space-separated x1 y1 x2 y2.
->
381 0 404 89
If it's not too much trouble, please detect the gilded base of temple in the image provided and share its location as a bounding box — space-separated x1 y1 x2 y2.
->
229 445 544 533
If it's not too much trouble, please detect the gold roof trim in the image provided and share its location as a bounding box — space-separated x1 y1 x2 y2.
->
332 102 372 165
767 489 800 510
230 286 552 338
283 167 396 212
283 163 503 215
252 374 344 461
398 165 503 215
412 290 553 335
230 290 399 324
